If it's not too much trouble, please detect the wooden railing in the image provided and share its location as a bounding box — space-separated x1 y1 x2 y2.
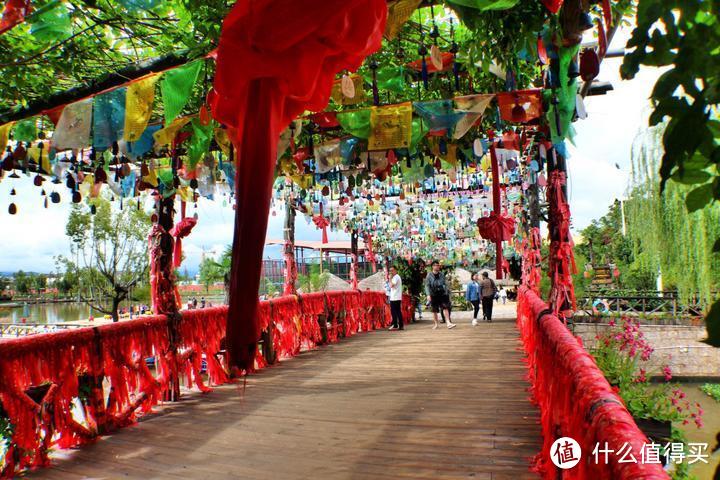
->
0 290 403 478
575 293 705 323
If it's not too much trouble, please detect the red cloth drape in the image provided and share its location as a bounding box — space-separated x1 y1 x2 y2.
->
211 0 386 371
406 52 454 73
0 0 30 35
169 216 197 269
477 212 515 243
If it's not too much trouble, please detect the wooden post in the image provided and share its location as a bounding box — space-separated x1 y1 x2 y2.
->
350 229 359 289
150 194 181 401
488 133 503 280
283 196 297 296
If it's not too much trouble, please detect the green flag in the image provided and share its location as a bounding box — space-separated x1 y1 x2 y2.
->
161 60 203 124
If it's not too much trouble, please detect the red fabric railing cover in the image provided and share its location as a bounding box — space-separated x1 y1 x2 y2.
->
0 290 398 478
517 286 668 479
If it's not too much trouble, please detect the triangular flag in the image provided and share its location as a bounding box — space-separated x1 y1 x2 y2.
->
52 98 93 150
161 60 202 124
153 117 191 148
124 74 160 142
384 0 422 40
93 88 126 150
453 94 494 139
0 122 15 154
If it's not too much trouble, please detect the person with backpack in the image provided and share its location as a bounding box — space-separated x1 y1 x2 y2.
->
424 261 456 330
480 271 497 322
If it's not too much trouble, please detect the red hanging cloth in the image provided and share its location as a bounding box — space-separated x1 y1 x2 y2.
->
170 216 197 269
496 89 544 124
313 203 330 244
211 0 386 372
477 212 515 243
406 52 454 73
0 0 31 35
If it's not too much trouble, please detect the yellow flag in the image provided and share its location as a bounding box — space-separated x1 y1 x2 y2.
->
153 117 191 148
27 146 51 173
124 74 160 142
143 161 159 187
289 174 313 189
368 102 413 151
384 0 422 40
178 185 193 202
330 75 365 105
0 122 15 154
214 128 232 158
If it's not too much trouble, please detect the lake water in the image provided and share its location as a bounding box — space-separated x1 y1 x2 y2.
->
0 302 96 324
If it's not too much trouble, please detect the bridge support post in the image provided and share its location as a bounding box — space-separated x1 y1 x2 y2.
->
488 133 503 280
149 194 181 401
283 195 298 296
350 229 359 289
546 141 576 318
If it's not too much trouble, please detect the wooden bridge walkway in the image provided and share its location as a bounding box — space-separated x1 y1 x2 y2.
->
30 306 540 480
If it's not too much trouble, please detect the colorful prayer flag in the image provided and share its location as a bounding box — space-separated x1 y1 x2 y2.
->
161 60 203 124
52 98 93 150
368 102 412 150
124 74 160 142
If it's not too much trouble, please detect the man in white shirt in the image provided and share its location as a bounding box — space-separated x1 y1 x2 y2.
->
388 265 404 331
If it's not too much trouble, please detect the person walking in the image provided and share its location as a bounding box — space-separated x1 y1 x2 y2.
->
498 287 508 305
388 265 404 331
465 273 481 326
480 272 497 322
425 261 456 330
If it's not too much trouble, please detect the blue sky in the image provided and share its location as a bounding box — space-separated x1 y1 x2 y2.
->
0 29 661 274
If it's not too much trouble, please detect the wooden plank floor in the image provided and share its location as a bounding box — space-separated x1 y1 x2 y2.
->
29 304 541 480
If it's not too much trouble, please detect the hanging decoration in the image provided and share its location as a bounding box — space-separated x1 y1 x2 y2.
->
161 60 203 124
124 74 160 142
368 102 413 150
0 0 30 35
52 99 93 150
93 88 127 150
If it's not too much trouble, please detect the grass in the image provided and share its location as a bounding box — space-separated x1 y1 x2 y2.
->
700 383 720 403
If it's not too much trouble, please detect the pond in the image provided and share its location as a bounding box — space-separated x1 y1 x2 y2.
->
0 301 96 324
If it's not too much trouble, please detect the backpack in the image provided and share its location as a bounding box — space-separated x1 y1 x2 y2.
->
429 273 447 297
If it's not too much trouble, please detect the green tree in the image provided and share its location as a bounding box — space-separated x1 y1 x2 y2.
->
54 256 80 296
198 256 224 293
622 0 720 345
13 270 33 295
33 274 47 293
61 196 151 322
0 276 10 294
297 264 329 293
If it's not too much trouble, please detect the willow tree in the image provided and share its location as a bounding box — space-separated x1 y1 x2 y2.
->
626 125 720 328
63 196 151 321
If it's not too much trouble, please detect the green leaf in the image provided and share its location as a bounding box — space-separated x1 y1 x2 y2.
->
713 237 720 253
685 183 713 212
651 70 680 100
29 2 72 43
672 168 711 185
702 299 720 348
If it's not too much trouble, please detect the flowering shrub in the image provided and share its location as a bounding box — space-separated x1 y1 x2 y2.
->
591 318 703 479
